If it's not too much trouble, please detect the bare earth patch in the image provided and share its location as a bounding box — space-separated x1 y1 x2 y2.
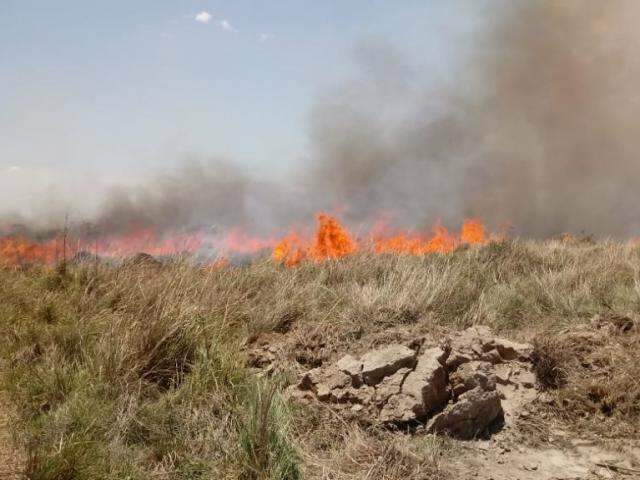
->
448 430 640 480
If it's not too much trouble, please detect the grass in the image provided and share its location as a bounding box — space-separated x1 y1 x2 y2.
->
0 238 639 478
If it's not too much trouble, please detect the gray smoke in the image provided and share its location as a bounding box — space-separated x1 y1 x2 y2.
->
305 0 640 237
4 1 640 238
85 159 307 237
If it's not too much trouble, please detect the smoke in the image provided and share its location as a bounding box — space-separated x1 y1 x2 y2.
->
78 159 306 237
466 1 640 236
306 0 640 237
5 0 640 238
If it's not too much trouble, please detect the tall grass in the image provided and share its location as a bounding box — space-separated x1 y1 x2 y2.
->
236 379 300 480
1 238 639 478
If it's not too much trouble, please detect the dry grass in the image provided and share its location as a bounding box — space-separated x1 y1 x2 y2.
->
0 238 639 478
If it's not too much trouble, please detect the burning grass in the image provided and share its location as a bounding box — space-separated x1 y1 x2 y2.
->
0 214 491 269
1 238 639 479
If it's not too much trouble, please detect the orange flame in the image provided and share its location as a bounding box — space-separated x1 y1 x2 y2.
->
310 213 357 260
0 230 205 267
271 215 489 267
273 232 305 267
0 236 60 265
460 219 485 244
272 213 357 266
0 214 492 268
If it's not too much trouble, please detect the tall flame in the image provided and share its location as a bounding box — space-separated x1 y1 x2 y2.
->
273 213 357 266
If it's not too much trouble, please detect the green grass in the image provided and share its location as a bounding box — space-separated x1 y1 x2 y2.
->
1 238 639 479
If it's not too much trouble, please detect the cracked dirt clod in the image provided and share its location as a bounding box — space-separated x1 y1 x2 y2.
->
444 325 533 369
290 325 537 439
450 360 497 398
360 345 417 386
427 386 503 439
379 346 449 423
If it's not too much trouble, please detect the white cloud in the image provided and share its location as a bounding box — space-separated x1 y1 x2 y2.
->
195 11 212 24
219 19 237 32
259 33 273 43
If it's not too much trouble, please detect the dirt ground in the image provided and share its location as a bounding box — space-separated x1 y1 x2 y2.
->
447 425 640 479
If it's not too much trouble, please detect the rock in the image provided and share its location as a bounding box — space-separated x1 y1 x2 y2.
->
450 361 496 397
299 367 323 390
336 354 363 385
313 366 351 401
403 347 450 414
376 367 411 404
299 365 350 399
331 385 375 404
427 387 503 439
445 326 532 368
361 344 417 386
492 338 533 362
380 393 425 423
290 327 533 435
379 347 449 423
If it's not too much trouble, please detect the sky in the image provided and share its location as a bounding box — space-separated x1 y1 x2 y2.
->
0 1 481 219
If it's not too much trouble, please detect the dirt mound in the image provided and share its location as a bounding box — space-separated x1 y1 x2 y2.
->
289 326 536 439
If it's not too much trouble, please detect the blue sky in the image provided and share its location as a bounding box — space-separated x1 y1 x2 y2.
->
0 1 481 217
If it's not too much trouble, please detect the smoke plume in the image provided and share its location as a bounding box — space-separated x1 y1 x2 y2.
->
4 0 640 238
306 0 640 237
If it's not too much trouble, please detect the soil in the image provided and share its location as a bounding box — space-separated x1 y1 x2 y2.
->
448 427 640 480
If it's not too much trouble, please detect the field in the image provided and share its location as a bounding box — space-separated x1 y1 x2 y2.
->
1 238 639 479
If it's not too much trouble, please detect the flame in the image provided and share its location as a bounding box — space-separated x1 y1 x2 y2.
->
373 219 486 256
310 213 357 260
460 219 485 244
0 236 60 265
271 215 489 267
217 229 277 256
272 213 357 266
0 214 492 268
94 229 204 257
0 230 205 267
273 232 305 267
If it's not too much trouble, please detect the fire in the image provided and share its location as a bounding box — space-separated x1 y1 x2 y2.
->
273 213 358 267
0 236 60 265
374 225 456 255
373 219 485 256
0 214 492 268
460 219 485 245
273 232 305 267
94 229 204 257
0 230 206 267
311 213 357 260
272 215 489 267
219 229 277 255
